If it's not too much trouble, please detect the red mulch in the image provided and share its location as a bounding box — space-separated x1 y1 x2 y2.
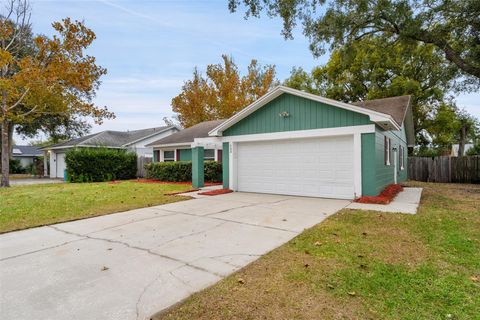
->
165 188 200 196
108 180 122 184
354 184 404 205
131 179 222 187
198 188 233 196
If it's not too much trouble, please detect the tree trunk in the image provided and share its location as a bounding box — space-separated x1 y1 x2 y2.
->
1 119 10 187
459 126 466 156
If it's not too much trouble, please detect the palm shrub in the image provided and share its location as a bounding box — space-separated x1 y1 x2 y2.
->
65 148 137 182
145 160 222 182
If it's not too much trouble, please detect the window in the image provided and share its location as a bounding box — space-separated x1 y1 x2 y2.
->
384 136 391 165
204 149 215 161
163 150 175 162
399 146 405 170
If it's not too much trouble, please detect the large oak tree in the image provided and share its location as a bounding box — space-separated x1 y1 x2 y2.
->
228 0 480 82
1 0 114 187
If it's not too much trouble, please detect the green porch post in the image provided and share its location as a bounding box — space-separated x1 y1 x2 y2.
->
192 146 204 188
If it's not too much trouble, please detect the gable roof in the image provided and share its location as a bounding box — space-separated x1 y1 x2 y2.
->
147 120 225 147
42 126 176 150
209 86 401 136
352 95 411 127
12 145 42 157
352 95 415 146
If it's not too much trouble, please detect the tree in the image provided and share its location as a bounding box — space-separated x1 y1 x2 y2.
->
228 0 480 82
424 103 479 155
1 1 114 187
456 110 479 156
284 36 458 147
172 55 276 128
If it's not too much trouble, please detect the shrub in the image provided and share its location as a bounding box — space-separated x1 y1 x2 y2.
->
9 159 26 174
145 160 223 182
145 161 192 182
65 148 137 183
204 161 222 182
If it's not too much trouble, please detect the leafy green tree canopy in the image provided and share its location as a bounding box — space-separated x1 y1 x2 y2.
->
284 36 459 146
228 0 480 82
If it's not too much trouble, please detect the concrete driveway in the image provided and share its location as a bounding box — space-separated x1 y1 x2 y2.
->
0 192 349 320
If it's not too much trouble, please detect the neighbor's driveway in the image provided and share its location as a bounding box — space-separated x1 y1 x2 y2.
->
0 192 349 320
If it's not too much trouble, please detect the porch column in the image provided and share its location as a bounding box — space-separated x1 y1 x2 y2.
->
192 146 204 188
43 151 48 177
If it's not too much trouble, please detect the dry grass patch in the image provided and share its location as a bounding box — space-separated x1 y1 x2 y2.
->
156 182 480 320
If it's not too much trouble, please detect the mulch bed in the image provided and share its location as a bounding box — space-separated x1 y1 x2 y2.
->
354 184 404 205
198 188 233 196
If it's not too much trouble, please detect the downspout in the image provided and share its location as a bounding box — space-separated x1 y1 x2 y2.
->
393 146 398 184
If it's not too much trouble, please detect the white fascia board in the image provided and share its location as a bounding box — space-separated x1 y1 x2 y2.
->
191 137 223 148
220 124 375 143
47 145 125 150
209 86 398 136
150 142 191 149
122 127 177 147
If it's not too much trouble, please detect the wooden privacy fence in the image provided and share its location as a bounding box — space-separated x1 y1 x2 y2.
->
136 156 152 178
408 156 480 183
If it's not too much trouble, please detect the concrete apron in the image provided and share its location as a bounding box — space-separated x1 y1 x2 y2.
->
0 192 349 320
346 187 423 214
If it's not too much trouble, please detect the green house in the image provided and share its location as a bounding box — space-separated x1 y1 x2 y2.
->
191 86 414 199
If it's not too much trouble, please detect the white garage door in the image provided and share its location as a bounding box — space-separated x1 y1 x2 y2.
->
55 152 66 179
236 135 354 199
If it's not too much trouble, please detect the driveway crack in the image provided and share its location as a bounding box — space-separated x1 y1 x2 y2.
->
48 225 223 278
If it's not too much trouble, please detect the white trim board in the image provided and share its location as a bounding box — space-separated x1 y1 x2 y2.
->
229 134 360 199
209 86 399 136
221 124 375 143
150 142 192 148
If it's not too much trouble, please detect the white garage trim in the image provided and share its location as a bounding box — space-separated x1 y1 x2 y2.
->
227 130 366 198
224 125 369 198
231 136 357 199
222 124 374 143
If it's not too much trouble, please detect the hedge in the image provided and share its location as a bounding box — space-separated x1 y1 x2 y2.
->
144 161 222 182
65 148 137 183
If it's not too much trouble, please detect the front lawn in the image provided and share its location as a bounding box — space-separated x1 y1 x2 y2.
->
156 182 480 320
0 181 192 233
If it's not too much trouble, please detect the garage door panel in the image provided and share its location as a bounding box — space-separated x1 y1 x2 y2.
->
236 136 354 199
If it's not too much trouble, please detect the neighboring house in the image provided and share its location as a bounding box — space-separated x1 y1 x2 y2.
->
12 145 43 168
190 86 414 199
41 126 178 178
451 144 474 157
146 120 225 162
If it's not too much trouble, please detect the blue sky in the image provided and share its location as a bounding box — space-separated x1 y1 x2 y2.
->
18 0 480 141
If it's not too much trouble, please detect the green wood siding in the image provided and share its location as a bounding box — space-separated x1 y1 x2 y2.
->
222 142 229 189
223 93 371 136
370 126 408 195
179 149 192 161
361 133 376 196
361 126 408 197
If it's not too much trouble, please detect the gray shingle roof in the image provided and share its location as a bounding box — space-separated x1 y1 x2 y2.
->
352 95 412 126
147 120 225 146
43 126 175 149
12 145 43 157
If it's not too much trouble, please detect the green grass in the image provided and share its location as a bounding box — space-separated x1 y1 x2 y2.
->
156 182 480 320
0 181 192 233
